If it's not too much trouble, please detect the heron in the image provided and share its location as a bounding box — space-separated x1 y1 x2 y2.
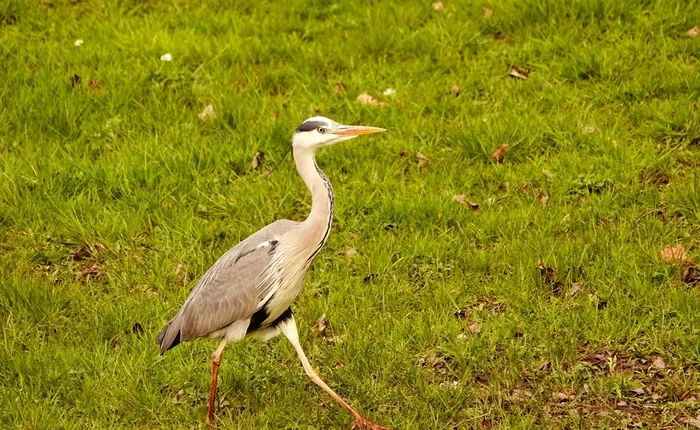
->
156 116 389 429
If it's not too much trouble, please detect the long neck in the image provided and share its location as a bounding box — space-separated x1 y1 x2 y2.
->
293 147 334 260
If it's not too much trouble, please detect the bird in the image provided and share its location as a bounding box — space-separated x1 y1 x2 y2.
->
156 116 390 430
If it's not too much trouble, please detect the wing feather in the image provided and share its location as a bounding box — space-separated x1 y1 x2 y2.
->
156 219 297 353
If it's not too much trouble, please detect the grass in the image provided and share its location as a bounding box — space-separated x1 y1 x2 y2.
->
1 0 700 428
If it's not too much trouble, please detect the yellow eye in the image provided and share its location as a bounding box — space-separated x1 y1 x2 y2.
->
317 127 326 134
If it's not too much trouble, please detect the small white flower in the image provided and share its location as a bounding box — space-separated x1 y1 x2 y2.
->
74 39 84 46
383 88 397 96
160 53 172 62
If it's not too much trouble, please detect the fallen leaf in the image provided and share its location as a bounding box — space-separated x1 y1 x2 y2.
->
453 308 469 319
468 322 481 333
631 387 645 396
356 93 379 106
2 15 17 26
552 392 569 402
537 261 564 295
481 7 494 18
315 313 327 334
687 416 700 428
416 152 429 168
582 125 598 135
334 83 345 96
198 104 215 121
570 283 583 296
492 144 508 163
451 85 461 96
651 356 666 370
682 265 700 285
132 322 144 338
78 262 103 280
432 2 444 11
508 67 529 80
251 150 264 170
452 194 479 210
537 190 549 206
687 26 700 38
512 389 533 401
88 80 101 90
335 360 345 368
659 244 688 264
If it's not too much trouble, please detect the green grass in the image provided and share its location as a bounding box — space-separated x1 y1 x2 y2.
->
2 0 700 428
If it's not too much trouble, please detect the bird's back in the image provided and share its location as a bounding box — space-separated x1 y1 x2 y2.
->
156 219 298 353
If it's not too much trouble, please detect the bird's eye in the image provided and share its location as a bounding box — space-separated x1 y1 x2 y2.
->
317 127 326 134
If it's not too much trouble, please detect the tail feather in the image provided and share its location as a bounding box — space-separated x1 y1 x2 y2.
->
156 320 182 354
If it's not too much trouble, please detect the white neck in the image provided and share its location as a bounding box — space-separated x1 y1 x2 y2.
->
292 146 334 255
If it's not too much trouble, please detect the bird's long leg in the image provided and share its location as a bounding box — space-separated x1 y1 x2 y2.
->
279 316 391 430
208 339 228 429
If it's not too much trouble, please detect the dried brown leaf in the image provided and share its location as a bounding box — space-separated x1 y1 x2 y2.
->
512 389 533 401
651 356 666 370
481 7 494 18
356 93 380 106
452 194 479 210
682 265 700 285
453 308 469 319
686 416 700 428
537 261 564 295
508 68 529 80
78 262 103 280
659 244 689 264
334 82 345 96
416 151 429 168
198 104 215 121
687 26 700 38
570 283 583 296
315 313 327 334
492 144 508 163
251 150 264 171
468 322 481 333
582 125 598 135
537 190 549 206
552 392 569 402
88 79 101 90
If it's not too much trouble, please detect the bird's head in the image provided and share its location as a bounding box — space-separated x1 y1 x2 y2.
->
291 116 386 151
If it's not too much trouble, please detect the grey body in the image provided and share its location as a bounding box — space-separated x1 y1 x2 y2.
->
156 219 299 352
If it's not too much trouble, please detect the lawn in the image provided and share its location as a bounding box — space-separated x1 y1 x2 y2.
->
1 0 700 428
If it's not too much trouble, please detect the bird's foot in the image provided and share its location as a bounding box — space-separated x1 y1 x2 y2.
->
351 417 392 430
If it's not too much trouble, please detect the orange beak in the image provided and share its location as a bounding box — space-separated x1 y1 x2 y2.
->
335 125 387 136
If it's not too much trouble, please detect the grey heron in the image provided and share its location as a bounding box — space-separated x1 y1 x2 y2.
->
156 116 389 429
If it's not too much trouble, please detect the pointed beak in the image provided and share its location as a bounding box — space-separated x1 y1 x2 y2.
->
335 125 387 136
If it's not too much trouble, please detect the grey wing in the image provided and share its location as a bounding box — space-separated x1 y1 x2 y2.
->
156 219 297 353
